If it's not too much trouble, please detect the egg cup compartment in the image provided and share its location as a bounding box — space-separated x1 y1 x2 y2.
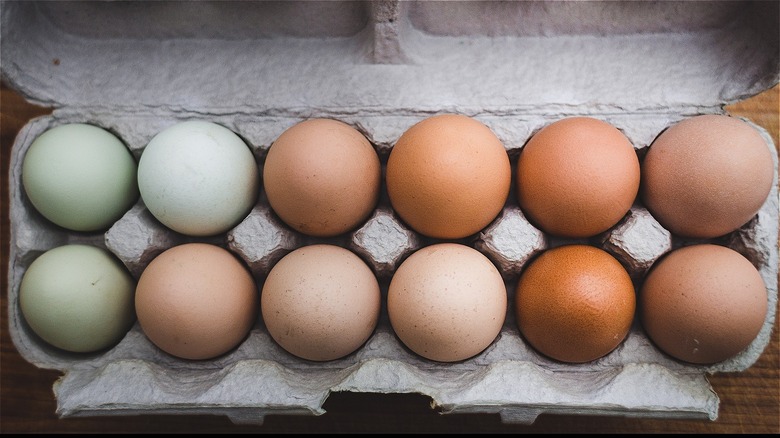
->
4 0 778 426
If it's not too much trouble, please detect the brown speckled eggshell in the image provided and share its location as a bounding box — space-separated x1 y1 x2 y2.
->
640 114 774 239
515 244 636 364
387 243 507 363
639 244 768 365
263 118 381 237
516 117 640 238
386 114 511 240
135 243 259 361
261 244 381 362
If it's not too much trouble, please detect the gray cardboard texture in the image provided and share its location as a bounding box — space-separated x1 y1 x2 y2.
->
2 0 779 425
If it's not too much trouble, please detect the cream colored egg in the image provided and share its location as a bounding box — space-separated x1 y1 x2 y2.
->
261 244 381 361
387 243 507 362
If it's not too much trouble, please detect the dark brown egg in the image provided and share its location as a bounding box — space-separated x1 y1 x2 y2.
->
515 244 636 363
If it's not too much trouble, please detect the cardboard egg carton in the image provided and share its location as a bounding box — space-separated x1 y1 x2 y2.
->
3 0 778 425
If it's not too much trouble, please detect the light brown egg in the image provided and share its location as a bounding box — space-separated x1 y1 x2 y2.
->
387 243 507 362
515 244 636 363
516 117 640 238
135 243 258 360
639 244 767 364
641 114 774 238
261 244 381 362
263 118 381 237
386 114 511 239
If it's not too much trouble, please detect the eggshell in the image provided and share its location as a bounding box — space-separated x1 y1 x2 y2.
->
135 243 258 360
387 243 507 362
514 244 636 363
137 121 260 237
22 123 139 232
516 117 640 238
385 114 511 239
261 244 381 361
639 244 768 364
263 119 381 237
19 244 136 353
640 114 774 238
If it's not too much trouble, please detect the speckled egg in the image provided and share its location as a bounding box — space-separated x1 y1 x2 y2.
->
261 244 381 361
387 243 507 362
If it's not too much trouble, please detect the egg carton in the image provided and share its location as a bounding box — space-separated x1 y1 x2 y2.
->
3 0 779 425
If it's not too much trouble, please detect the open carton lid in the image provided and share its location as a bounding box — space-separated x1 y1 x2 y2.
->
1 1 778 114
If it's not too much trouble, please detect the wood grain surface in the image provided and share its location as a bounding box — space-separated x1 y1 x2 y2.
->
1 82 778 434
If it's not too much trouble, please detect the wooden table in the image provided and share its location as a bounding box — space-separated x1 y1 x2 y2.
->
2 82 778 434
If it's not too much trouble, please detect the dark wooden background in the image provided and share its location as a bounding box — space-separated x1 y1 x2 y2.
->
2 81 778 433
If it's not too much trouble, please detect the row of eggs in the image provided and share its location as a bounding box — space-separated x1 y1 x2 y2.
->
20 238 768 367
16 113 774 368
21 113 775 241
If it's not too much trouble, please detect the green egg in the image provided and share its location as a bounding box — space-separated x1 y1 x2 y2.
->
19 244 136 353
22 123 139 232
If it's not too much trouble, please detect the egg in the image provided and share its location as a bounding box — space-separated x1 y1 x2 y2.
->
639 244 767 364
386 114 511 239
516 117 640 238
135 243 258 360
514 244 636 363
263 119 381 237
640 114 774 238
19 244 136 353
137 121 259 237
22 123 139 232
261 244 381 361
387 243 507 362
